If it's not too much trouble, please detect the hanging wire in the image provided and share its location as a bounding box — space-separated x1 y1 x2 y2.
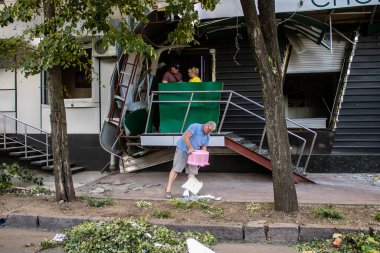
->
277 1 303 25
231 0 244 65
232 1 242 66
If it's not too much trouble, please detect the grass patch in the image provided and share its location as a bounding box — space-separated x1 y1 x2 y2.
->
169 199 224 219
135 200 152 209
246 203 263 213
169 199 193 209
81 196 113 208
196 201 224 219
375 212 380 221
314 206 344 220
153 209 172 219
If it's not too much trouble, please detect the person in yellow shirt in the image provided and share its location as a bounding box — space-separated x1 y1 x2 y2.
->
188 67 202 82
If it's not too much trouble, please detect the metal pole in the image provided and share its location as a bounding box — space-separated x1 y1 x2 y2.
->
145 93 155 133
180 93 194 134
45 133 49 167
295 140 306 171
2 116 6 148
24 125 28 158
259 126 266 154
329 15 333 54
303 132 317 174
218 92 232 134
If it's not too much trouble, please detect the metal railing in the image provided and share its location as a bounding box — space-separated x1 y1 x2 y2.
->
145 90 317 174
0 112 50 166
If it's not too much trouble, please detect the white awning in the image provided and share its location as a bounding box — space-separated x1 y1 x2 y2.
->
196 0 380 20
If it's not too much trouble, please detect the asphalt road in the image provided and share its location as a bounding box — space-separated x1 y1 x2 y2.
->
0 227 298 253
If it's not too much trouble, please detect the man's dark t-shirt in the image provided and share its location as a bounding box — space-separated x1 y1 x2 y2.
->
162 71 182 83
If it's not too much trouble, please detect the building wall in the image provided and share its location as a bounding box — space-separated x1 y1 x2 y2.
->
0 56 116 170
17 72 41 133
332 35 380 154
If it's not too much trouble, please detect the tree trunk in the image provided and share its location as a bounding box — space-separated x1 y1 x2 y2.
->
240 0 298 212
44 2 76 202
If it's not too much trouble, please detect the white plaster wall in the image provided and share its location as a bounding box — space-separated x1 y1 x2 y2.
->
16 72 41 133
41 106 99 134
0 69 15 112
99 58 116 124
0 69 16 133
40 57 116 134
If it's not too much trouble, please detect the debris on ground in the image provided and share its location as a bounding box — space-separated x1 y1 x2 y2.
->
296 232 380 253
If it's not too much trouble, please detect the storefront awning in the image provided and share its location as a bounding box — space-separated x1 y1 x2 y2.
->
195 0 380 19
197 13 331 48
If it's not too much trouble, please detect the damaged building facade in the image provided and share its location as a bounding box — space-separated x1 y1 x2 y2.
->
1 0 379 173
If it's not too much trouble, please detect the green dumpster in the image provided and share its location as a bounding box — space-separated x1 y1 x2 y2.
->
157 82 223 133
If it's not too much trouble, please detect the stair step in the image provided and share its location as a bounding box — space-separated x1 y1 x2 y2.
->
41 162 75 170
0 146 28 151
20 154 52 161
241 143 257 150
41 165 85 174
114 95 125 102
0 140 21 147
0 136 19 141
293 167 305 175
31 159 53 166
71 167 85 174
109 119 120 127
9 150 40 156
258 149 270 159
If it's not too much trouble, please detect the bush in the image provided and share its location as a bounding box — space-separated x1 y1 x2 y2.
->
0 163 43 194
375 213 380 221
63 218 217 253
314 206 344 219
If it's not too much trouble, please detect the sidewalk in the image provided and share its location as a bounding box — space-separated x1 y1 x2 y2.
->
66 171 380 205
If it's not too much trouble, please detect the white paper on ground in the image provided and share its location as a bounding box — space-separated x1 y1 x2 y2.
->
197 194 222 201
183 189 190 197
52 233 66 242
187 238 215 253
181 177 203 195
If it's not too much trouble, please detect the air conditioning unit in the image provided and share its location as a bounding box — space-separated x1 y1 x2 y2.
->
92 37 117 58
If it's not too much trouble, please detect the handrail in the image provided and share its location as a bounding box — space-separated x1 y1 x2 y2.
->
0 112 49 134
0 111 50 166
146 90 317 173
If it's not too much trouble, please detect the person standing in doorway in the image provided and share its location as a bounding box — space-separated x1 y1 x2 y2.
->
188 67 202 82
162 63 183 83
165 121 216 199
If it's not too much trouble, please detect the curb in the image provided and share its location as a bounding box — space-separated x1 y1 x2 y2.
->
0 213 377 242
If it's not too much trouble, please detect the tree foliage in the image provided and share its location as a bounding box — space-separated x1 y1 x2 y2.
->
0 0 218 75
0 0 218 202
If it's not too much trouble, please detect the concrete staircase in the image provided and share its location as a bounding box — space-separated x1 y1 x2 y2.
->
224 133 313 183
0 136 85 174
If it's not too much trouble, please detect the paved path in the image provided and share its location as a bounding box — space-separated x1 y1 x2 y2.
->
71 171 380 204
0 227 63 253
0 227 298 253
